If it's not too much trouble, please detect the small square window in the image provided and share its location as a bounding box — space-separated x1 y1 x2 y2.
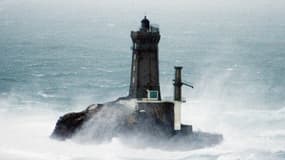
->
147 90 158 100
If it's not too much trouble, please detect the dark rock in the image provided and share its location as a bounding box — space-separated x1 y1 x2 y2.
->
51 98 180 140
51 104 103 140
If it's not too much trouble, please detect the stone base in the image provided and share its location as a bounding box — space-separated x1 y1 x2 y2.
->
51 98 192 140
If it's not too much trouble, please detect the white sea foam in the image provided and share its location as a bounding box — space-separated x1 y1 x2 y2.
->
37 91 56 98
0 96 284 160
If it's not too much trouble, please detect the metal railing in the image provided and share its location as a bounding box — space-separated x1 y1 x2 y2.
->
150 25 159 32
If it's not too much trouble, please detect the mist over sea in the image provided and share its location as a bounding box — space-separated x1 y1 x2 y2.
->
1 0 285 159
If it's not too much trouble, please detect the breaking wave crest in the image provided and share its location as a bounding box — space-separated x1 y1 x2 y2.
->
71 102 223 151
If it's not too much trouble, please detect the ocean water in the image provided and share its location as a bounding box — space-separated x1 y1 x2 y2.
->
1 0 285 159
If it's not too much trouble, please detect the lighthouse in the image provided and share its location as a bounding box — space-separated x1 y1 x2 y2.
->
127 17 193 133
129 16 161 100
51 17 193 139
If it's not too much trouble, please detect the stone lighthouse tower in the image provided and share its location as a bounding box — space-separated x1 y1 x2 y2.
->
129 16 161 99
